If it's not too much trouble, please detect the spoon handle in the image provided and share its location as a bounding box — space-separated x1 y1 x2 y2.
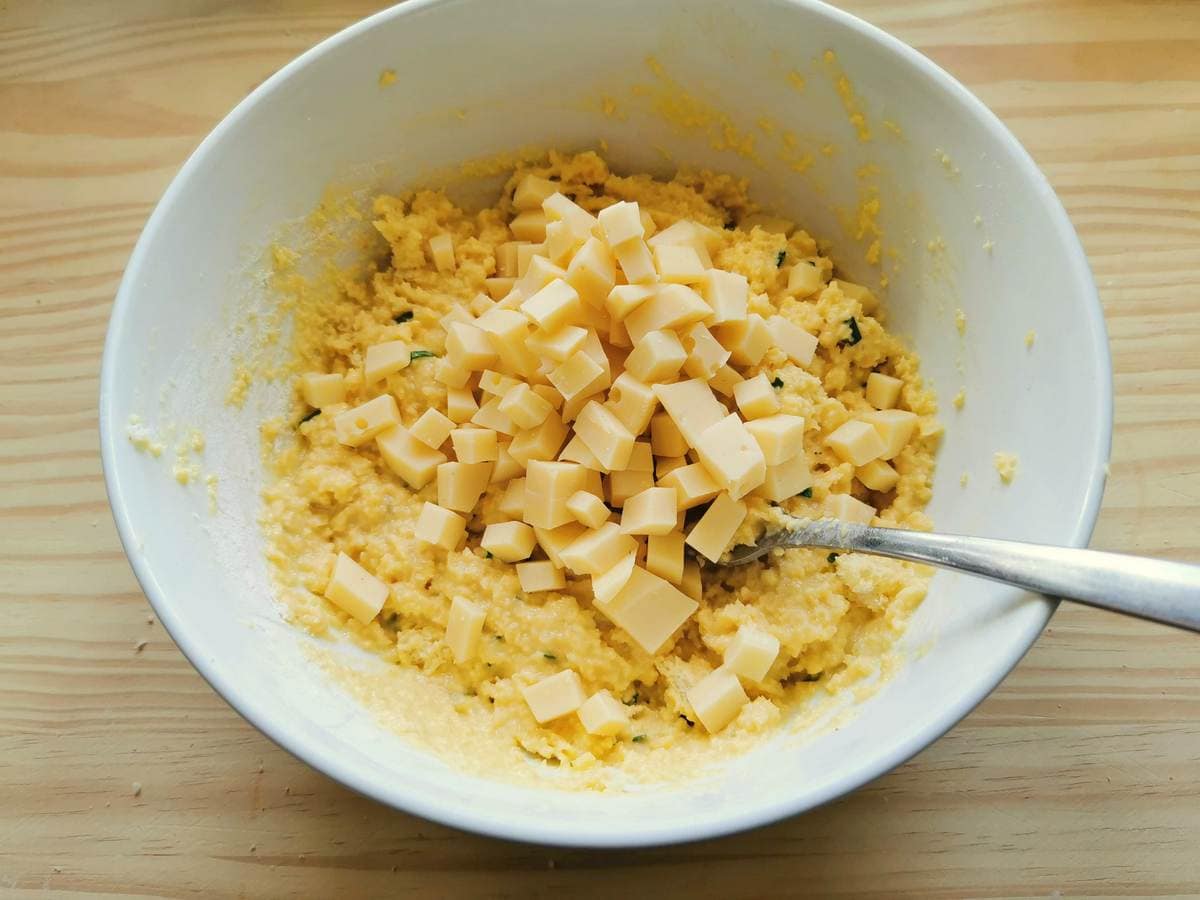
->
787 519 1200 632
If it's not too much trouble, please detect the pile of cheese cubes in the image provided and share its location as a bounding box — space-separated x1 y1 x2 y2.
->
305 174 919 735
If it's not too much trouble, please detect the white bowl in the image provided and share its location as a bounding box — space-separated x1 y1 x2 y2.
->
99 0 1111 846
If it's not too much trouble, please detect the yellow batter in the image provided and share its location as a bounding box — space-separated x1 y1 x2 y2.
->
259 150 938 784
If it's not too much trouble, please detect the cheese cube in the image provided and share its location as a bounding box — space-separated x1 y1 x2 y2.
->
575 401 636 471
620 487 678 535
565 237 616 307
513 174 558 211
856 458 900 492
324 552 388 624
714 313 773 366
865 372 903 410
608 469 655 508
768 315 818 366
490 441 522 483
434 359 472 389
559 521 638 576
522 669 587 723
515 255 567 298
739 213 795 235
558 434 607 472
377 425 447 489
724 626 780 681
755 451 814 502
744 414 804 466
548 350 605 401
532 383 563 410
682 323 731 380
608 314 632 348
591 551 637 607
659 462 722 510
823 492 876 525
445 596 486 663
655 455 688 479
613 237 658 285
510 209 548 242
626 441 653 472
446 322 499 370
827 420 887 466
650 411 689 456
450 427 499 464
481 521 537 562
475 308 540 377
653 243 706 284
410 408 455 448
470 397 517 436
496 241 522 277
507 413 568 465
577 690 630 737
567 490 609 529
605 373 659 436
544 220 581 265
624 284 712 344
646 530 685 584
527 324 588 363
582 468 605 500
708 364 744 397
686 492 747 562
639 208 658 237
687 668 749 733
787 260 823 296
498 383 553 429
860 409 919 459
479 369 521 397
524 460 588 529
428 233 455 272
699 268 749 324
439 305 474 332
515 242 544 278
521 278 582 332
534 522 586 568
334 394 400 447
598 200 645 247
498 477 527 517
835 279 879 314
436 461 493 512
300 372 346 408
415 502 467 550
695 414 766 500
654 379 726 446
445 387 479 424
543 192 597 242
680 558 703 602
623 329 687 383
605 283 656 321
516 560 566 593
484 277 515 301
598 566 698 655
733 373 782 420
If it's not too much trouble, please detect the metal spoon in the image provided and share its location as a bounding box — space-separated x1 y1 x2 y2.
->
723 516 1200 633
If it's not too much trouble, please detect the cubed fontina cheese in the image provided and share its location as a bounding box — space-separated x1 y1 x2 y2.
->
445 596 486 663
823 492 876 525
450 427 499 464
865 372 903 410
767 315 818 366
445 322 498 370
623 329 687 383
516 559 566 593
429 233 455 273
410 408 455 449
526 324 587 363
445 388 479 424
491 442 523 483
515 255 566 298
733 373 781 420
566 489 609 529
533 522 586 568
700 268 749 325
605 284 656 321
513 174 558 211
787 260 823 297
498 383 553 430
591 550 637 606
507 413 568 466
521 278 582 332
376 425 446 489
826 419 887 466
480 521 537 562
597 566 698 656
607 468 655 508
574 401 635 471
509 209 548 242
548 350 605 402
613 237 657 285
498 478 526 518
559 521 638 576
619 486 678 535
523 460 588 529
521 669 587 724
724 625 780 681
682 323 731 380
650 411 689 457
623 284 711 344
415 502 467 550
744 414 804 466
694 414 766 500
653 243 707 284
577 689 630 736
597 200 645 247
646 529 685 584
657 462 721 510
605 373 659 436
542 192 597 242
713 313 773 367
653 379 726 447
300 372 346 408
334 394 401 447
436 461 493 512
685 491 748 562
754 450 813 503
324 552 388 624
856 458 900 492
687 667 749 733
859 409 919 460
680 558 703 602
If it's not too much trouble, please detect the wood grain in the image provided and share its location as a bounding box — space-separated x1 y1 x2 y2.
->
1 1 1198 897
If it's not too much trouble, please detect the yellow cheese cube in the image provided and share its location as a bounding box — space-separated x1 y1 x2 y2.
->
524 460 588 529
653 378 726 447
515 242 544 278
650 411 689 456
498 477 526 518
434 359 472 389
639 208 658 237
865 372 903 410
445 322 499 370
436 460 493 512
575 400 636 471
739 212 795 235
439 304 474 332
655 455 688 479
754 451 814 502
415 502 467 550
484 277 516 300
653 243 707 284
324 552 388 624
445 596 485 663
410 408 455 449
507 413 568 466
469 292 496 317
543 220 582 265
470 396 517 436
835 279 879 314
498 383 553 429
724 626 780 681
334 394 400 447
686 492 747 562
516 559 566 593
856 458 900 492
699 268 749 324
591 550 637 607
299 372 346 408
478 370 521 397
514 255 567 298
658 462 721 510
605 283 656 321
682 323 731 380
695 414 767 500
495 241 522 277
744 414 804 466
714 313 773 367
823 492 876 525
860 409 919 460
608 314 632 349
513 173 558 211
445 387 479 424
646 530 685 584
475 308 540 378
608 469 655 508
481 521 537 562
577 690 630 736
521 278 582 332
768 315 818 366
548 349 605 401
624 284 711 344
733 373 782 420
491 441 523 483
598 566 698 655
527 324 588 363
626 441 654 472
565 237 616 307
567 490 609 529
623 329 687 383
787 260 823 296
534 522 586 568
680 558 703 602
559 522 638 576
543 192 597 242
450 426 498 464
510 209 548 242
827 419 887 466
521 669 587 724
428 233 455 273
559 434 608 472
605 373 659 436
613 238 658 285
620 486 678 535
531 383 563 411
598 200 645 246
708 364 744 397
687 668 749 733
377 425 447 489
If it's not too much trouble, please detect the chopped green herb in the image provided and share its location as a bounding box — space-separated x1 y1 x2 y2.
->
543 652 557 661
776 250 786 267
799 487 813 498
409 350 437 361
771 376 784 389
827 552 839 564
484 551 493 559
298 408 320 426
631 734 647 743
393 310 414 323
839 317 862 347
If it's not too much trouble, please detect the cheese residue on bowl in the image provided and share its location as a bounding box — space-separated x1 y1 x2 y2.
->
259 151 939 783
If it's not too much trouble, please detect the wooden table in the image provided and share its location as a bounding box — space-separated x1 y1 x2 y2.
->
3 2 1197 896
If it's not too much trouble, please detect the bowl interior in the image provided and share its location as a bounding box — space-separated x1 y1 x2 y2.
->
100 0 1110 846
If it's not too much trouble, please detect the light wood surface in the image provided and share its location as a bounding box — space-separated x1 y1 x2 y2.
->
2 2 1198 897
